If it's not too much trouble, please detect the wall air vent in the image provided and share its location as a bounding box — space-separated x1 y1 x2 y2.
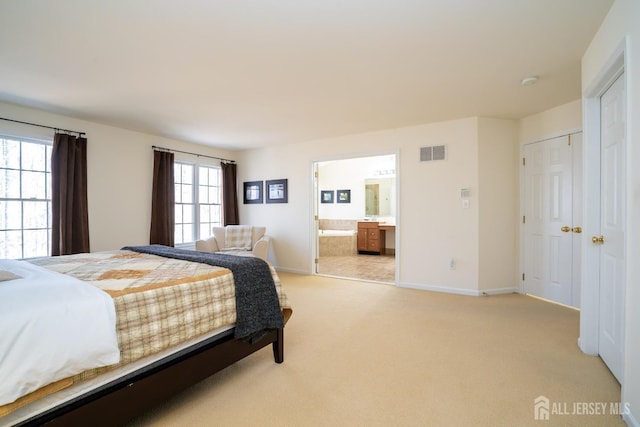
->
420 145 447 162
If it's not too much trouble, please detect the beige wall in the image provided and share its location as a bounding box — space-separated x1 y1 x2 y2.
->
2 96 520 297
239 117 520 295
317 155 396 222
581 0 640 423
518 99 582 143
0 97 573 299
0 101 237 252
477 118 518 292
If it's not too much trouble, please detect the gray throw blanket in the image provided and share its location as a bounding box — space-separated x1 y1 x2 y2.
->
122 245 284 342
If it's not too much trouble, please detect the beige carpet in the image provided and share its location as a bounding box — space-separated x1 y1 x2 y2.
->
128 273 624 427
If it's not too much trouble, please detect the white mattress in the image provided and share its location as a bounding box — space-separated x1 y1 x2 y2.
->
0 325 233 426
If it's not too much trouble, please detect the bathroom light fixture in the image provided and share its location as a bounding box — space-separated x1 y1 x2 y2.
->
521 76 539 86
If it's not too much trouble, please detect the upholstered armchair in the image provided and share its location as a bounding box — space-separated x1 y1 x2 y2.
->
195 226 270 260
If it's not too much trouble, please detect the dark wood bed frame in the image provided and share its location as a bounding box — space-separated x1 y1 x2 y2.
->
16 327 284 427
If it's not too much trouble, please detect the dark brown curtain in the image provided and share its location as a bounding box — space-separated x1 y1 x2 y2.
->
150 150 175 246
221 162 239 225
51 133 90 256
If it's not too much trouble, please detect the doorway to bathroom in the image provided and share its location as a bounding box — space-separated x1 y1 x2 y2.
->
313 154 397 284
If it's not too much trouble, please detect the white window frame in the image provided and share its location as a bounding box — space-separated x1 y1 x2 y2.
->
174 160 223 246
0 135 53 259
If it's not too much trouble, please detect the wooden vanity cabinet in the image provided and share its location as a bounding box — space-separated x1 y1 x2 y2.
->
357 221 385 254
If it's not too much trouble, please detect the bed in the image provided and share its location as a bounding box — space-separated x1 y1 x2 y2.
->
0 245 292 426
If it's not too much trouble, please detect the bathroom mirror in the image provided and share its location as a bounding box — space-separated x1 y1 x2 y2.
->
364 177 395 217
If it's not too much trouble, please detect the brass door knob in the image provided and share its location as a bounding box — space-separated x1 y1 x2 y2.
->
572 227 582 233
592 235 605 244
561 226 571 232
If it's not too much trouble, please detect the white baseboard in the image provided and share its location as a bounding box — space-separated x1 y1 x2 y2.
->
624 409 639 427
399 282 517 297
479 287 520 296
274 266 310 275
577 337 599 356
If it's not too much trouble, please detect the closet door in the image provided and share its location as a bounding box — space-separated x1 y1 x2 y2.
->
597 74 625 382
523 136 577 306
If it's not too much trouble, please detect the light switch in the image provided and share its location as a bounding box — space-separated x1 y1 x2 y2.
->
462 199 470 209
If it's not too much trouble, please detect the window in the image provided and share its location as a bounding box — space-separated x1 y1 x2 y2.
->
0 136 52 259
174 161 222 244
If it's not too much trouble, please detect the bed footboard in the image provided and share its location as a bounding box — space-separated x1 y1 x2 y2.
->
17 328 284 427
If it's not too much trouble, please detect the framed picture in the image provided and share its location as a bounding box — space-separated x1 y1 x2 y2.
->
321 190 334 204
243 181 263 204
337 189 351 204
266 179 288 204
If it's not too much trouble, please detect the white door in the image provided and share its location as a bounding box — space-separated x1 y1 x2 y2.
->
523 136 579 307
597 74 626 382
571 133 583 308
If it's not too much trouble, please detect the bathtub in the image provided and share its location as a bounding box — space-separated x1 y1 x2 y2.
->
319 229 357 256
319 229 356 236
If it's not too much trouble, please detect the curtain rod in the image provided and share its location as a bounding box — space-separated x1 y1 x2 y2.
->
152 145 235 163
0 116 85 136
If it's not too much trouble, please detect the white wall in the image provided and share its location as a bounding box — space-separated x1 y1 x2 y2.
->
0 101 237 252
317 155 396 221
518 99 582 143
239 117 519 295
581 0 640 424
1 99 520 297
318 158 368 220
401 119 481 292
477 118 518 292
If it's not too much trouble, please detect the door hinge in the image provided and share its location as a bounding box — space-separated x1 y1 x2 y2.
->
314 258 319 264
522 273 525 281
314 171 318 178
523 215 526 224
314 215 318 221
522 157 526 166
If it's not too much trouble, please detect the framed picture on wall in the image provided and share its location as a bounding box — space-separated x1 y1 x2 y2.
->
321 190 334 203
266 179 288 203
337 189 351 203
243 181 263 204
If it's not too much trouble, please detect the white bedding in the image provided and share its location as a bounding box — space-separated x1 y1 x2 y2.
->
0 259 120 406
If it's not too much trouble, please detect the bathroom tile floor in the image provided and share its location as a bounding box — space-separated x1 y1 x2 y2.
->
317 254 396 283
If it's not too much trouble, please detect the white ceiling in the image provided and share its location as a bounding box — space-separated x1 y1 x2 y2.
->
0 0 613 150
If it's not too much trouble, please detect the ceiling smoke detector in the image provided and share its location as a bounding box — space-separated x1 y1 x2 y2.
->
521 76 539 86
